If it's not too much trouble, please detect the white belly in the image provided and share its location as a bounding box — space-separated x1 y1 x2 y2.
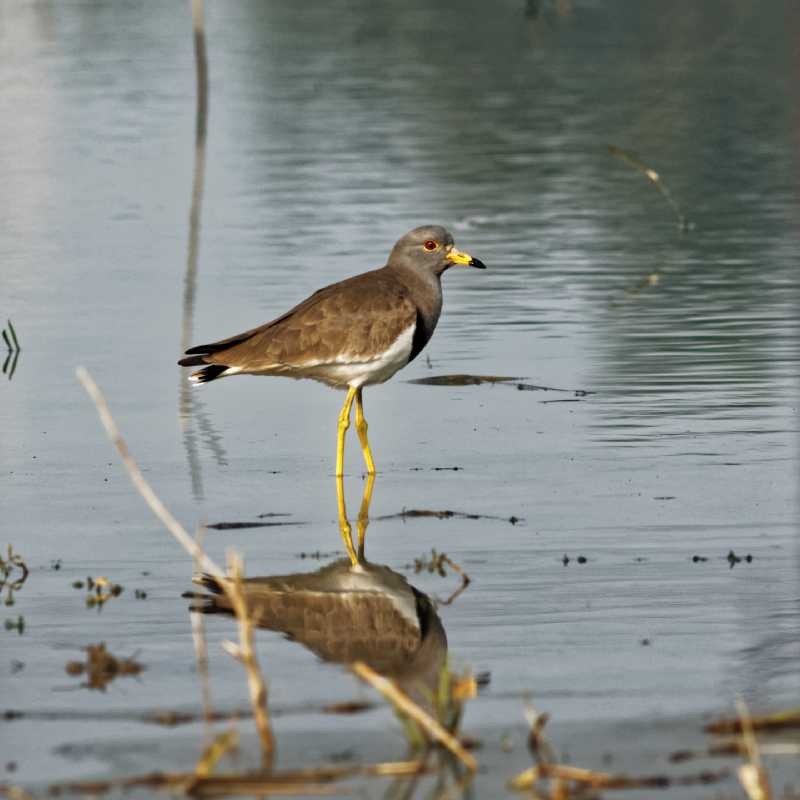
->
309 324 415 389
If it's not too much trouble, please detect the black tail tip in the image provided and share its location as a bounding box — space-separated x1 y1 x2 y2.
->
192 573 225 593
188 364 228 384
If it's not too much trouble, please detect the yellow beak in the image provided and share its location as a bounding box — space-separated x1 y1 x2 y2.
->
446 247 487 269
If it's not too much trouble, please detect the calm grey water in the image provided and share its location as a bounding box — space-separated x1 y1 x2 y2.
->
1 1 798 795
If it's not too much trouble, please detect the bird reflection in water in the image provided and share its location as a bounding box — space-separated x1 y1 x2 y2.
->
188 474 448 714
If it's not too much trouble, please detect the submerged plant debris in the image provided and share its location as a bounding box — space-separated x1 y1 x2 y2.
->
64 642 144 691
509 703 732 796
0 545 28 606
407 549 471 607
409 373 593 398
706 708 800 736
377 508 521 524
727 550 754 568
2 319 21 379
3 615 24 634
408 374 523 386
73 576 124 608
206 520 305 530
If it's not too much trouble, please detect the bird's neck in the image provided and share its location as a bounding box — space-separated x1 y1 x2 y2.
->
390 266 443 327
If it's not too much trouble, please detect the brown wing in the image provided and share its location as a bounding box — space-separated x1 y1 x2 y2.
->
195 268 418 370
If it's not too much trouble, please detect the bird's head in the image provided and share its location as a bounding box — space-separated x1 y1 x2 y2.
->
388 225 486 277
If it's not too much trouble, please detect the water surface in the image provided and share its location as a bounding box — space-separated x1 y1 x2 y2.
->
1 1 798 796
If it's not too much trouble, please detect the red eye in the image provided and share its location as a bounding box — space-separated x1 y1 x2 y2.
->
423 240 438 251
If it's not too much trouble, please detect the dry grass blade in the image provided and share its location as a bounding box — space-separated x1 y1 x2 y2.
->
607 144 689 230
351 661 476 772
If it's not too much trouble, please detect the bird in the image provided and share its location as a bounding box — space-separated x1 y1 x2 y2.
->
178 225 486 475
185 557 447 711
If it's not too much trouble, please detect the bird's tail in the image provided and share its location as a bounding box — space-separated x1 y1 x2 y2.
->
189 364 229 384
182 574 232 615
178 355 230 385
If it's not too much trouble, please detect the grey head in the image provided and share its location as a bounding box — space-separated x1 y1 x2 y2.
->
387 224 487 277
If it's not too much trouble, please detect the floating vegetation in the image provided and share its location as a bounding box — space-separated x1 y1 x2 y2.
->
509 702 730 795
74 576 124 609
28 760 433 798
607 144 692 231
206 520 304 530
0 545 28 606
4 615 24 634
408 374 522 386
516 383 591 396
409 549 471 606
65 643 144 691
727 550 753 568
706 707 800 736
1 319 21 379
378 508 521 524
295 549 341 560
409 373 593 399
322 699 375 715
625 271 661 295
2 699 379 727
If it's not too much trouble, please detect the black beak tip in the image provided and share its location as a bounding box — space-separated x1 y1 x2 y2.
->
469 257 487 269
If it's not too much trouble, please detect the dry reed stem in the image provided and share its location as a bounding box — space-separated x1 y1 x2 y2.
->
190 0 208 146
607 144 688 229
736 698 772 800
509 762 730 792
76 367 222 578
190 526 215 727
706 707 800 735
511 702 732 795
221 551 274 765
195 729 239 778
350 661 477 773
75 367 274 764
27 762 427 799
3 787 35 800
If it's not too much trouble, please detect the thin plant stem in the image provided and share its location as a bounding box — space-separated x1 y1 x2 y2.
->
75 367 274 765
351 661 476 773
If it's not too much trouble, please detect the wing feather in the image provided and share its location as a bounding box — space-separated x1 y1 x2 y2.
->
193 268 418 371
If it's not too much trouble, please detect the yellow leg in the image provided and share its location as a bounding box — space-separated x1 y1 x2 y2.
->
336 473 359 567
356 472 376 562
354 387 376 475
335 386 357 478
